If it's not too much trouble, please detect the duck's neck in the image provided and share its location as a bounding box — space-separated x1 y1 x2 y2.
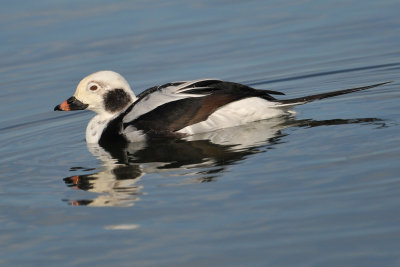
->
86 113 116 143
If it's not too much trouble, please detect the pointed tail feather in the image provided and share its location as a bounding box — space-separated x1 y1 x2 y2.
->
276 81 392 106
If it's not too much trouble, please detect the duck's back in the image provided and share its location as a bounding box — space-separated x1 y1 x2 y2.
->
116 79 285 141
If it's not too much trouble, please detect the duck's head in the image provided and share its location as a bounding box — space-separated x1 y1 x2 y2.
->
54 71 136 116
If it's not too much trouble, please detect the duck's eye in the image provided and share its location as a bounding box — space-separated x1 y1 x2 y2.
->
90 85 98 91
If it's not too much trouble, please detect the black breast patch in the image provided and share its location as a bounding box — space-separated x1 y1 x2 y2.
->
104 89 132 113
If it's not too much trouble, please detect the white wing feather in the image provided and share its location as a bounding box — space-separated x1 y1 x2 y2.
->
122 79 220 123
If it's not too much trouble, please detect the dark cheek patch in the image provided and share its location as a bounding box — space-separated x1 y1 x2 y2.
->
104 89 132 113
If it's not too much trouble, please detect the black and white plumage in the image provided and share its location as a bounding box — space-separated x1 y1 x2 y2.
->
54 71 389 145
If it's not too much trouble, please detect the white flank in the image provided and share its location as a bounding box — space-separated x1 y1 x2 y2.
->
177 97 288 135
123 125 147 142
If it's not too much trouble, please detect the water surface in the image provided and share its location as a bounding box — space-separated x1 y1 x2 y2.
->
1 0 400 266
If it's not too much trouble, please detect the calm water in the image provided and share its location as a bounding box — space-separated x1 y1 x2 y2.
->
1 0 400 266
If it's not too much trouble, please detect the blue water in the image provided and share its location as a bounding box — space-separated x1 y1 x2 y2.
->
1 0 400 266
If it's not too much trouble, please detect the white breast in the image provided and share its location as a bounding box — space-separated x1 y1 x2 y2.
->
177 97 290 135
86 115 113 143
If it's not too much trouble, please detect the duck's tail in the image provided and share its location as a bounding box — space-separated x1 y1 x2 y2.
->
275 81 392 106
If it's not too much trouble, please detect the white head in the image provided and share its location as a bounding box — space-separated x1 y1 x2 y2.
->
55 71 137 117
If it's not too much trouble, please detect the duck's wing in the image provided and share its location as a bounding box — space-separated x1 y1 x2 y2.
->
121 79 284 135
122 79 221 123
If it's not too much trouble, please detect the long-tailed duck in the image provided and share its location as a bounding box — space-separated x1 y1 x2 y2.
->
54 70 389 145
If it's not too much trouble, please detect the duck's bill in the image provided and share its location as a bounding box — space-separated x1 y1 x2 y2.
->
54 96 88 111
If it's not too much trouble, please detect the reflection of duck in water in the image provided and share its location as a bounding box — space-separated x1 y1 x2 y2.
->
54 70 389 146
63 116 385 206
63 117 286 206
